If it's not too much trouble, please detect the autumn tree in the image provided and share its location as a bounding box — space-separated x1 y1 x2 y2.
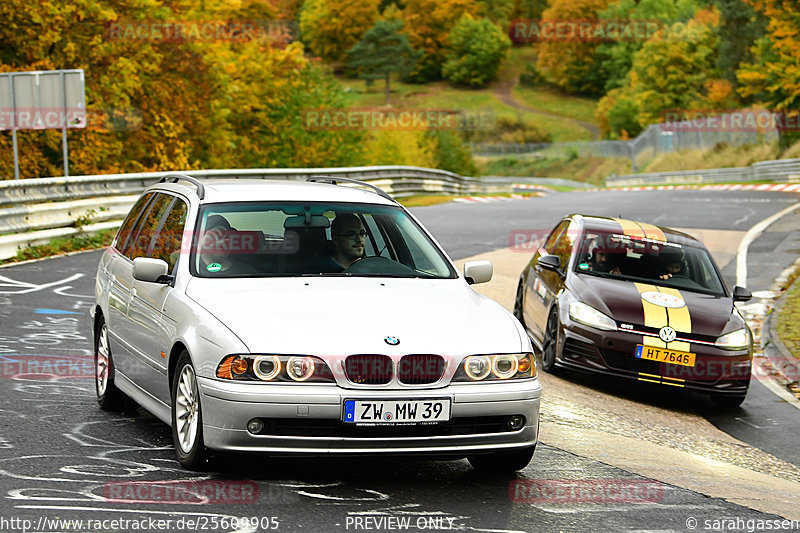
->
298 0 381 61
477 0 515 29
510 0 549 20
402 0 482 82
346 19 421 104
595 0 699 93
714 0 765 91
442 14 511 87
737 0 800 147
0 0 366 179
596 8 725 138
535 0 613 95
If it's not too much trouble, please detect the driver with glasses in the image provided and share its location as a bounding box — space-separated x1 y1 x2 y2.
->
315 213 366 272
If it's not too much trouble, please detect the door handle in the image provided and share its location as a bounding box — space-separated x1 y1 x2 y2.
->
130 288 137 299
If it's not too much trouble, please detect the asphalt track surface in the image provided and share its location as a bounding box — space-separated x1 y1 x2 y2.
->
0 189 797 533
414 189 800 468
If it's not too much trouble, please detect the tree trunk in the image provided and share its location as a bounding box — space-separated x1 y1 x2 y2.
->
385 72 390 105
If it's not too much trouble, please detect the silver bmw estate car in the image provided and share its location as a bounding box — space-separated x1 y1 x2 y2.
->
92 175 541 471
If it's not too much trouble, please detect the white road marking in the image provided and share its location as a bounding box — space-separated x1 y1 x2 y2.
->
736 202 800 288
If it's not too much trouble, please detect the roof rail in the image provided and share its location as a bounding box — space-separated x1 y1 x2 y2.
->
159 174 205 200
306 175 395 202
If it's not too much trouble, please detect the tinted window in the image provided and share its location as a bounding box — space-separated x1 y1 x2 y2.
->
150 198 188 272
128 194 173 260
550 222 577 268
192 202 456 278
115 193 154 255
544 221 569 254
574 229 725 295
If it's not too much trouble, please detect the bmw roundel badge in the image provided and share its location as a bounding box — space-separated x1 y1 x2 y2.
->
384 336 400 346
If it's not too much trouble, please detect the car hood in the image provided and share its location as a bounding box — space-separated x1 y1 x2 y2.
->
569 273 737 337
185 277 523 355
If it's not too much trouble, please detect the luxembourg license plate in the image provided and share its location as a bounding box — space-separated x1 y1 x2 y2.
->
343 399 451 424
635 345 696 367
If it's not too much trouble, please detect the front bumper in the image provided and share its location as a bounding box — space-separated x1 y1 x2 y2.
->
196 377 541 455
557 319 751 396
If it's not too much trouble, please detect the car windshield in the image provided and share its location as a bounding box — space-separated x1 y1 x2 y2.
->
190 202 457 279
574 230 726 296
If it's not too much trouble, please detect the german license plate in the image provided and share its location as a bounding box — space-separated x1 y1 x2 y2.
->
635 345 696 367
343 399 451 424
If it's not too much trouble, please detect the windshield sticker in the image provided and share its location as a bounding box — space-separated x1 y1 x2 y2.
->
207 262 222 272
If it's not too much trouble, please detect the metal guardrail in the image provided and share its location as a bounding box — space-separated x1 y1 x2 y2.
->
0 166 512 261
605 158 800 187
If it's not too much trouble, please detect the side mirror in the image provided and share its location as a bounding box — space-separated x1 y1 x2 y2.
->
463 260 493 285
133 257 170 284
733 286 752 302
537 254 561 272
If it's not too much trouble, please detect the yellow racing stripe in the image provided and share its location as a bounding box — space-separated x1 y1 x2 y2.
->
657 287 692 350
635 282 669 348
614 218 646 239
637 222 666 242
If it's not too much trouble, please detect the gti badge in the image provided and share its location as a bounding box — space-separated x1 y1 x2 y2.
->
659 326 677 343
384 336 400 346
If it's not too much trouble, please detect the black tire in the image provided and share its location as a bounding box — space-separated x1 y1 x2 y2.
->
171 351 209 470
95 317 124 411
468 445 536 473
541 309 561 373
710 393 747 409
513 279 526 327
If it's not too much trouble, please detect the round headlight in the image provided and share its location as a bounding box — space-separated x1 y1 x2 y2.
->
492 354 519 379
464 355 491 380
287 357 315 381
253 355 281 381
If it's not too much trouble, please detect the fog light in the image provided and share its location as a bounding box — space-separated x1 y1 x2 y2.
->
247 419 264 434
506 415 525 431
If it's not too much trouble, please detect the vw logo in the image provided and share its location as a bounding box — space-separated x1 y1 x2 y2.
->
659 326 677 343
384 336 400 346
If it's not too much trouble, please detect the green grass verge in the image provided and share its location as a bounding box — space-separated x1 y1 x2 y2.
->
399 192 539 208
513 85 598 125
0 230 115 266
777 278 800 361
477 154 632 185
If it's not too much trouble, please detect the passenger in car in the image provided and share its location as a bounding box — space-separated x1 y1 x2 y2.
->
198 218 257 276
655 247 686 280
